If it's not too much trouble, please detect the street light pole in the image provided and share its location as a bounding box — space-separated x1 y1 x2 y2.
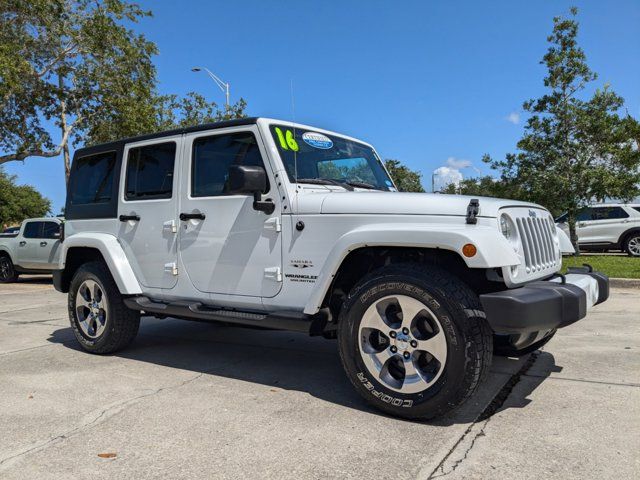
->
191 67 230 110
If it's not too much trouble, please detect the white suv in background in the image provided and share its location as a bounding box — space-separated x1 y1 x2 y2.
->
556 204 640 256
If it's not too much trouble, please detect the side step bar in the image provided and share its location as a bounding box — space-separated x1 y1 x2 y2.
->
123 296 323 334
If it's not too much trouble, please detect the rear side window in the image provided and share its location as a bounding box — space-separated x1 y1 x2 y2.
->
590 207 629 220
69 151 116 205
191 132 268 197
125 142 176 200
42 222 60 239
633 207 640 214
23 222 41 238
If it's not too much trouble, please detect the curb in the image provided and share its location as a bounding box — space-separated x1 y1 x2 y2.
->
610 278 640 289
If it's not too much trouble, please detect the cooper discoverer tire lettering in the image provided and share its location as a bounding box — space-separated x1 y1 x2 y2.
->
338 264 493 420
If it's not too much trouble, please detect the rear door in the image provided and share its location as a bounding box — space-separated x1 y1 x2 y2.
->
39 221 62 269
117 137 181 290
178 126 282 298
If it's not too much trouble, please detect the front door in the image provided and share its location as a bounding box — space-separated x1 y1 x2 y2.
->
178 126 282 298
117 137 181 290
17 221 42 268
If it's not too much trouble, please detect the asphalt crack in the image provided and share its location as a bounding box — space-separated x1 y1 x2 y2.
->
0 371 205 470
426 352 540 479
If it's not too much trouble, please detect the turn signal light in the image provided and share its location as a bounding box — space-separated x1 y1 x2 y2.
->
462 243 477 257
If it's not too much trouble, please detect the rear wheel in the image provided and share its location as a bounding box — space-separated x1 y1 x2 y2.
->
0 255 19 283
68 261 140 354
338 264 492 420
624 233 640 257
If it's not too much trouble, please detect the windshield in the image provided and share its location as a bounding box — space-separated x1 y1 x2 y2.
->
269 125 395 191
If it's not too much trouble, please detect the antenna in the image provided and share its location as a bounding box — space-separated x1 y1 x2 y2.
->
290 79 300 216
290 79 298 183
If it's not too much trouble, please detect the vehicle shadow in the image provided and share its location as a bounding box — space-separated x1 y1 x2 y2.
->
16 275 52 285
47 317 557 425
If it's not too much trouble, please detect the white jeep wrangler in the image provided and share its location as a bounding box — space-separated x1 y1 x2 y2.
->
54 118 609 420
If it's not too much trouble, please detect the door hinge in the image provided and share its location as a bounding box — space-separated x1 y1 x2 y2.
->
264 266 282 282
163 220 178 233
164 262 178 276
264 217 281 233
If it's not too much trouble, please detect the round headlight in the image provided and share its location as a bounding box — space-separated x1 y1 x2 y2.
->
500 214 512 239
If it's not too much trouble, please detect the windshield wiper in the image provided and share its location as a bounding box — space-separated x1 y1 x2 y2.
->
295 178 354 191
344 180 380 190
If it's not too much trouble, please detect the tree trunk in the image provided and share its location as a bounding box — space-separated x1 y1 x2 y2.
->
58 73 71 185
567 212 580 256
63 143 71 184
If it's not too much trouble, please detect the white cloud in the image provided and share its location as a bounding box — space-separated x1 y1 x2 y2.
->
446 157 472 169
507 112 520 124
432 157 480 191
433 166 463 191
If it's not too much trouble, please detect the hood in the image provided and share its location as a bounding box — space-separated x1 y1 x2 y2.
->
293 191 545 217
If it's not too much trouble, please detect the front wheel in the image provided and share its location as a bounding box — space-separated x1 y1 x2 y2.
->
0 255 19 283
624 233 640 257
338 265 493 420
68 261 140 354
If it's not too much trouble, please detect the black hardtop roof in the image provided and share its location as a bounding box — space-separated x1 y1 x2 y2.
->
73 117 259 157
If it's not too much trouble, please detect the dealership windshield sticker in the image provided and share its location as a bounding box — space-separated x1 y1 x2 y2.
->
302 132 333 149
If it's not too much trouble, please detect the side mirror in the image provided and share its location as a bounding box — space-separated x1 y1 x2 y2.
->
227 165 274 214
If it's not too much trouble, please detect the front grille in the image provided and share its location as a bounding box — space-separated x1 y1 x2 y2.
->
515 216 558 273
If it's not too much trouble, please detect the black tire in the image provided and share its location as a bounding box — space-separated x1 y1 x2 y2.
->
68 261 140 354
338 264 493 420
0 254 19 283
493 330 556 357
623 232 640 257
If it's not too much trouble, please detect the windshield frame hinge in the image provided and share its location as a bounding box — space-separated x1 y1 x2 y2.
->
466 199 480 225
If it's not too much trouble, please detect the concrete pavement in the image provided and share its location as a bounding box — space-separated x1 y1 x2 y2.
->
0 278 638 479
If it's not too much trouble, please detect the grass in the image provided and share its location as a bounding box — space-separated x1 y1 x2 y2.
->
562 254 640 279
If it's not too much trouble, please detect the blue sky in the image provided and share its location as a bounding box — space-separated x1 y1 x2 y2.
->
5 0 640 213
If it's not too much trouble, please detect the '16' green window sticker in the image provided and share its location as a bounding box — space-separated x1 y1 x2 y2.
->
274 127 299 152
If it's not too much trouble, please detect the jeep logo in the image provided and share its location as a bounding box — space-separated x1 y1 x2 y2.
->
528 209 537 218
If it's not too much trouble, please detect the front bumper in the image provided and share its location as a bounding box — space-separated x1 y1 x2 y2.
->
480 268 609 334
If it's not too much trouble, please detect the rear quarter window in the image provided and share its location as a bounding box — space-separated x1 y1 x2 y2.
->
69 151 116 205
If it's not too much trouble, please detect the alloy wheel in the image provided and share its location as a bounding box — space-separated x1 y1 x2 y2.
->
358 295 447 394
628 236 640 256
75 279 108 338
0 257 13 281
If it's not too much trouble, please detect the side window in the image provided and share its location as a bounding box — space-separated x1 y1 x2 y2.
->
633 207 640 214
69 151 116 205
125 142 176 200
42 222 60 239
576 209 592 222
191 132 268 197
23 222 42 238
591 207 629 220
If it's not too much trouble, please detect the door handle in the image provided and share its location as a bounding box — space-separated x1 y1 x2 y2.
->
19 241 26 246
119 214 140 222
577 222 586 228
40 241 47 247
180 212 206 221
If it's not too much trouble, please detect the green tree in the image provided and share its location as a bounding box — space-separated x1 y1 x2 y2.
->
485 8 640 253
0 1 246 183
384 159 425 192
0 167 51 227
